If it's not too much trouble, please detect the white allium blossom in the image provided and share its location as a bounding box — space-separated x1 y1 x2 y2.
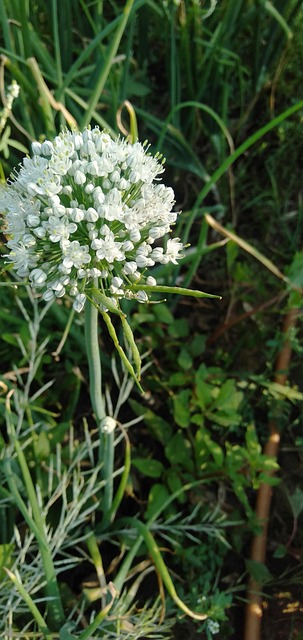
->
0 127 184 312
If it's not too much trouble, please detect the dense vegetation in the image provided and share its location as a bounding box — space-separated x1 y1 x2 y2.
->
0 1 303 639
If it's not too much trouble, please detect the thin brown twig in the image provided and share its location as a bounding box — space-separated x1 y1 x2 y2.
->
206 293 283 346
243 307 298 640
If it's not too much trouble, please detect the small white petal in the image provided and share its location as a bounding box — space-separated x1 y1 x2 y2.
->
31 141 42 155
122 261 138 275
136 290 148 303
73 293 86 313
29 268 47 285
136 255 148 268
42 290 55 302
74 170 86 185
129 229 141 243
86 207 98 222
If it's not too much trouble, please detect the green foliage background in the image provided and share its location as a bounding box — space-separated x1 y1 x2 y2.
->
0 1 303 638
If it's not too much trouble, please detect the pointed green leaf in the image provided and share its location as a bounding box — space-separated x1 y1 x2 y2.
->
132 458 164 478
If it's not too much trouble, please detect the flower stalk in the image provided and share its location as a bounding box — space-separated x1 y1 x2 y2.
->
84 297 106 424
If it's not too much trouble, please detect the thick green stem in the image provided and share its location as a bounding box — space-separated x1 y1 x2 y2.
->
107 428 131 524
84 300 106 424
101 429 115 523
84 300 115 518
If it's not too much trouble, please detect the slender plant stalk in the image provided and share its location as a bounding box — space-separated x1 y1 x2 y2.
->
157 100 235 155
85 529 107 608
106 427 131 524
121 518 207 621
114 479 209 593
114 535 144 593
51 0 63 88
204 214 293 286
52 307 76 359
77 583 117 640
84 299 118 520
84 299 106 424
26 58 56 137
101 428 115 522
243 308 298 640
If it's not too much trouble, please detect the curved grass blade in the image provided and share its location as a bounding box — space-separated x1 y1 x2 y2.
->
184 98 303 286
121 518 208 621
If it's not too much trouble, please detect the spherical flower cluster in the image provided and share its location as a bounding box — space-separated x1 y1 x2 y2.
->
0 127 184 312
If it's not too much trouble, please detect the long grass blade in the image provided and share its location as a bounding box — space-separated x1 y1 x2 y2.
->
80 0 135 129
183 98 303 286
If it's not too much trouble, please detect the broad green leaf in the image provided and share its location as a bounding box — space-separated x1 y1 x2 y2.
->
177 348 193 371
129 400 172 445
173 389 191 427
191 413 204 427
59 623 77 640
166 470 186 503
168 372 189 387
245 424 261 453
132 458 164 478
195 365 213 409
273 545 288 559
205 409 242 428
196 382 214 411
195 429 224 467
188 334 206 357
165 432 193 471
257 473 280 487
1 333 19 347
168 318 189 338
287 487 303 519
245 560 272 585
35 430 51 459
145 483 170 521
212 379 243 411
264 381 303 402
286 250 303 288
153 303 174 324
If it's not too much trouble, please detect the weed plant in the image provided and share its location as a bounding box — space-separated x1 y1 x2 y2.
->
0 1 303 639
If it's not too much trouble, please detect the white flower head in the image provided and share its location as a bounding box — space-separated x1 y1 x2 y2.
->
0 127 183 311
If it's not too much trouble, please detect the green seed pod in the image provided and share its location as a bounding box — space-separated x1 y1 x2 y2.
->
121 315 141 381
101 312 143 393
88 288 126 317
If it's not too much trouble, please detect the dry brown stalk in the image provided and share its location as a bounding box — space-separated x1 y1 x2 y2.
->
243 307 298 640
